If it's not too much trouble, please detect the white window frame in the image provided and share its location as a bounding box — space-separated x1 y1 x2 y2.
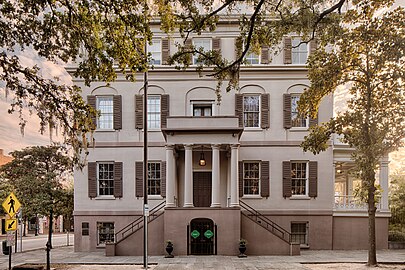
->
193 38 212 65
244 48 260 65
97 222 114 246
243 95 261 128
147 161 161 196
291 161 309 197
291 94 309 129
97 162 114 197
291 37 308 65
96 96 114 130
147 95 161 130
243 161 261 196
191 100 214 117
291 222 309 247
148 39 162 65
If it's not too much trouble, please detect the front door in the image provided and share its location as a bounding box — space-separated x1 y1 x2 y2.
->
193 172 212 207
189 218 215 255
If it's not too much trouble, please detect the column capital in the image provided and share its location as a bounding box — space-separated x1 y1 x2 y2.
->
166 144 175 150
211 144 221 150
231 144 240 149
184 144 193 150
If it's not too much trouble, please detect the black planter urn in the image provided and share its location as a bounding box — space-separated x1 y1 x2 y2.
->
238 244 247 258
165 243 174 258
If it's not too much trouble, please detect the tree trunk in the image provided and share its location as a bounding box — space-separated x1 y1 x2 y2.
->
367 171 377 266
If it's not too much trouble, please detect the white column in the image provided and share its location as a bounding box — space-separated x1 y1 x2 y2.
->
379 156 389 211
184 144 194 207
211 144 221 207
166 144 176 207
230 144 240 207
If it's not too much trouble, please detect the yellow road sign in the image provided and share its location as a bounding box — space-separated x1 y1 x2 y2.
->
2 192 21 217
5 218 17 231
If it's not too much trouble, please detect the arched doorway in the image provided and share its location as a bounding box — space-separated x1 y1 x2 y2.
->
188 218 216 255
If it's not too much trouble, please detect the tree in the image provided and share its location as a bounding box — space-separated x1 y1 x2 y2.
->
1 0 354 163
299 2 405 266
389 171 405 231
0 145 73 233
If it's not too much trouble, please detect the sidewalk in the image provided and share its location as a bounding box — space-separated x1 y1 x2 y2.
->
0 245 404 270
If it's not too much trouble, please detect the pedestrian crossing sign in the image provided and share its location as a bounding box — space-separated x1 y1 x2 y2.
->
2 192 21 217
5 218 17 231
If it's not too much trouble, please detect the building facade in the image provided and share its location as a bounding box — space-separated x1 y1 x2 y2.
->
70 23 390 256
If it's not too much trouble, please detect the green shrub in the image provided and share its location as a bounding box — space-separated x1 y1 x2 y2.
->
388 230 405 242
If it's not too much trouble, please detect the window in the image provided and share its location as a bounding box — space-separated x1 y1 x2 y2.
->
148 39 161 65
193 39 211 65
291 222 308 246
148 162 161 195
291 162 308 196
245 50 260 65
292 37 308 64
97 222 114 245
243 95 260 128
243 162 260 195
98 163 114 196
97 96 113 129
147 96 161 129
82 222 89 236
291 94 308 128
192 101 213 116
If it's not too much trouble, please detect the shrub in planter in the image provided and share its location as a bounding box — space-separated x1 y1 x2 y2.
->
388 230 405 242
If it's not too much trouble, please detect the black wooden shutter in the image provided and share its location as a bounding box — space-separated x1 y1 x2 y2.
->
113 95 122 130
114 162 123 198
282 161 292 198
309 115 318 127
260 45 269 64
88 162 97 198
261 93 270 129
212 38 221 53
87 95 97 129
185 39 193 65
161 94 169 129
309 161 318 197
161 161 166 197
162 38 170 65
283 94 292 129
235 94 243 128
235 37 242 60
309 38 318 55
135 161 144 197
135 94 143 129
284 37 292 64
261 161 270 197
239 161 243 197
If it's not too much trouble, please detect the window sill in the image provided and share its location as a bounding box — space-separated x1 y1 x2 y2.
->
289 127 309 132
95 196 116 200
243 127 262 131
148 195 163 200
290 196 311 200
95 129 116 132
242 195 262 199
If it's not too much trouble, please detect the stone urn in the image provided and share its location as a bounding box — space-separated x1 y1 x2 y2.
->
165 240 174 258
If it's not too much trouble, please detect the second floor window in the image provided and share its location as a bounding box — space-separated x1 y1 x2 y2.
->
291 162 308 196
193 39 211 65
292 37 308 64
97 96 113 129
148 162 161 195
192 102 213 116
98 162 114 196
147 96 161 129
148 39 161 65
245 50 260 65
291 94 308 128
243 162 260 195
243 95 260 128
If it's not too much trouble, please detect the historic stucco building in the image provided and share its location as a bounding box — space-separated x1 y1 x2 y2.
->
69 22 390 256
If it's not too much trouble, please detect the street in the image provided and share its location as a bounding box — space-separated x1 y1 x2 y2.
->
2 233 74 254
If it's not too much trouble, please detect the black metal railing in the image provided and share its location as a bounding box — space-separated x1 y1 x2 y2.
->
114 200 166 244
239 200 291 244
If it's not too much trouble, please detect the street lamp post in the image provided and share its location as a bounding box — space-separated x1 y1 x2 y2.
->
143 34 149 270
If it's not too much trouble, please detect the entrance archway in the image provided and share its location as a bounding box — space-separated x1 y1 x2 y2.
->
188 218 216 255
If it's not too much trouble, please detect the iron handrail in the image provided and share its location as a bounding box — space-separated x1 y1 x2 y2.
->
239 200 291 243
114 200 166 243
